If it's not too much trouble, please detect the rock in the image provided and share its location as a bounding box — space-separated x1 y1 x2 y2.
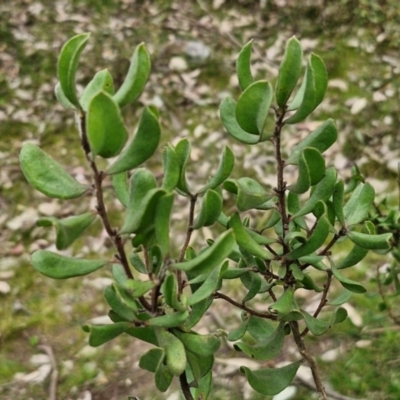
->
169 56 188 72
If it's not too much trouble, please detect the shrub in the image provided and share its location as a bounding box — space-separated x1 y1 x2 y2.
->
19 33 391 399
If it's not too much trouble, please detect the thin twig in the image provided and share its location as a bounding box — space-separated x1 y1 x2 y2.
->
38 345 58 400
179 371 194 400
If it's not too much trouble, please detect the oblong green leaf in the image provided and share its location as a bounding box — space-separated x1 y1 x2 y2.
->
224 177 271 211
293 167 337 218
286 119 337 165
82 322 129 347
87 90 128 158
347 230 392 250
237 39 254 91
328 290 352 306
104 285 136 321
198 146 235 194
310 53 328 110
57 32 90 108
148 311 189 328
275 36 303 108
343 183 375 226
240 360 302 396
20 143 88 199
229 213 272 260
193 190 223 229
173 330 220 357
37 212 96 250
139 347 165 373
301 310 330 335
269 287 296 316
247 316 275 341
174 230 235 275
219 97 259 144
31 250 108 279
161 144 180 191
333 180 345 226
155 363 173 392
162 273 186 312
155 193 174 257
287 212 330 260
80 69 114 111
112 172 129 207
175 138 192 195
236 80 272 135
331 266 367 293
336 241 368 270
113 43 151 108
107 107 161 174
235 322 285 361
155 328 187 376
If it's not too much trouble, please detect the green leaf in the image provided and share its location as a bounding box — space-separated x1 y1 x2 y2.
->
219 97 259 144
175 138 192 195
237 39 254 91
161 144 180 191
80 69 114 111
269 287 296 316
333 180 345 226
155 328 187 376
113 43 151 108
285 53 328 124
104 285 136 321
331 266 367 293
286 119 337 165
148 311 189 328
124 326 158 345
301 310 330 335
287 210 330 260
57 32 90 108
236 80 272 135
155 193 174 257
288 147 325 194
31 250 108 279
224 177 271 211
241 360 302 396
187 262 223 306
198 146 235 194
87 91 128 158
347 230 392 250
186 351 214 383
107 107 161 174
247 316 275 341
20 143 88 199
336 240 368 270
227 319 249 341
184 297 213 329
83 322 129 347
293 167 337 218
54 82 75 110
112 172 129 207
242 273 262 302
190 370 212 399
139 347 165 373
343 183 375 226
328 290 352 306
229 213 272 260
174 230 235 275
275 36 303 108
235 322 285 361
162 273 186 312
129 252 147 274
155 363 173 392
37 212 96 250
193 190 223 229
124 279 155 298
173 330 220 357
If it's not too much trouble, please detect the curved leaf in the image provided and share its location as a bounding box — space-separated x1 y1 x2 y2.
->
173 330 220 357
219 97 259 144
54 82 75 110
333 180 345 226
174 229 235 275
149 311 189 328
112 172 129 207
80 69 114 111
275 36 303 108
197 146 235 194
193 189 223 229
343 183 375 226
240 360 302 396
31 250 108 279
87 91 128 158
286 119 337 165
20 143 88 199
139 347 165 373
83 322 130 347
301 310 330 335
57 32 90 108
236 80 272 135
155 193 174 257
175 138 192 195
332 266 367 293
37 212 96 250
236 39 254 91
347 230 392 250
161 143 180 191
107 107 161 174
113 43 151 108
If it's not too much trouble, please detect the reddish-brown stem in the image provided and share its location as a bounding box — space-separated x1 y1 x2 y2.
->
177 195 197 292
291 321 328 399
179 371 194 400
214 291 277 320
